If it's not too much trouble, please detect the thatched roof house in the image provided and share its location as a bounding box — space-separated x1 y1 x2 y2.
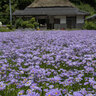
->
13 0 89 29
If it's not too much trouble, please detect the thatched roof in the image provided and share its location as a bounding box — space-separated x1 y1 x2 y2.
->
27 0 74 8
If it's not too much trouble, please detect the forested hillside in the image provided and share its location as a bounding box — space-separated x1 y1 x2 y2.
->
0 0 96 24
70 0 96 9
70 0 96 15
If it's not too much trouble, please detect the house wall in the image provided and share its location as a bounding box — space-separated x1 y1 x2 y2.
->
76 16 84 29
54 16 85 29
76 23 84 29
54 24 66 29
77 16 84 23
54 16 66 29
36 15 85 29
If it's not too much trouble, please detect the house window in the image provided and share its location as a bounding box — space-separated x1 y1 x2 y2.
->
54 19 60 24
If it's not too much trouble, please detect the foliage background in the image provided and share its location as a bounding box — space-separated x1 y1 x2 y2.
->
0 0 96 24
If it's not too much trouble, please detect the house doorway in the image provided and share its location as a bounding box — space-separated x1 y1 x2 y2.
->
66 16 76 29
38 19 47 29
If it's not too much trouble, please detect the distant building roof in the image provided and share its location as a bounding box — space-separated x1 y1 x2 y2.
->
27 0 74 8
86 14 96 20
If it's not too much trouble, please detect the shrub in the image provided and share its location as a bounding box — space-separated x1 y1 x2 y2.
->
33 22 39 29
29 17 35 23
0 27 10 32
83 21 96 30
15 18 23 28
7 24 13 30
15 17 39 29
26 24 35 28
21 21 29 28
28 17 39 29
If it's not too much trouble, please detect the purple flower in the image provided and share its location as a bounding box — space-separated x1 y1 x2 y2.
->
18 90 24 96
49 85 54 89
75 77 82 82
25 80 33 86
84 82 89 85
73 92 83 96
80 88 87 95
0 82 6 90
30 84 41 92
62 89 68 94
85 93 94 96
93 85 96 89
45 89 61 96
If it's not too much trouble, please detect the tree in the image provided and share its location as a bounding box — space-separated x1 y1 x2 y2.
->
17 0 34 9
0 0 18 24
0 0 34 24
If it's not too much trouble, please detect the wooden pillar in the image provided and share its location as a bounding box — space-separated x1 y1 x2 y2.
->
47 16 54 29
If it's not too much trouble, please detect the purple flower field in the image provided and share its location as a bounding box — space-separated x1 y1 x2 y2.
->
0 30 96 96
